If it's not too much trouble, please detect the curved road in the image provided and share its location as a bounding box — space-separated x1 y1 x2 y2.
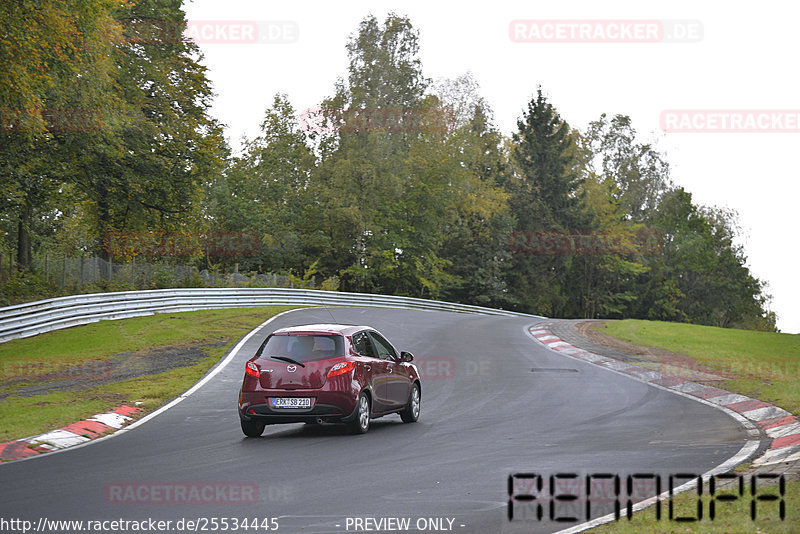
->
0 308 753 533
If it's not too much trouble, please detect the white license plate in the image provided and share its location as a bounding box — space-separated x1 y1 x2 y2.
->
272 397 311 408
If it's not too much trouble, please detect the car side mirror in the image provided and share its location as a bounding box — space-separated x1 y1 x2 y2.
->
400 351 414 362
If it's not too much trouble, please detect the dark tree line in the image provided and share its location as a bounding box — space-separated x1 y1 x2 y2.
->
0 9 776 330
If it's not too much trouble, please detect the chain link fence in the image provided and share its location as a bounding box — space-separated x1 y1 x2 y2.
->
0 252 290 290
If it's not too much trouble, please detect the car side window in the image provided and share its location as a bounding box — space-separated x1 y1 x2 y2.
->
368 332 397 360
352 331 378 358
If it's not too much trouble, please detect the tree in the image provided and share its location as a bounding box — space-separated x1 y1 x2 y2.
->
312 13 434 294
505 87 587 315
72 0 228 265
207 94 317 272
565 114 673 319
1 0 227 274
0 0 121 269
307 16 514 300
585 114 672 221
510 87 585 230
434 76 513 307
643 188 769 327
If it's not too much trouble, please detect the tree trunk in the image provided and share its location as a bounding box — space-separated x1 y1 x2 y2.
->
96 180 111 279
16 201 32 271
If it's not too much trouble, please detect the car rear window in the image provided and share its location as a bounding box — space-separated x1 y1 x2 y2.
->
257 334 345 362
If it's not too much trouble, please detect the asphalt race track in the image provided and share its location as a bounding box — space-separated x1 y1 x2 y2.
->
0 308 754 533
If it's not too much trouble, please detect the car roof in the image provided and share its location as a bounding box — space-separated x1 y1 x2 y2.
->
271 324 373 337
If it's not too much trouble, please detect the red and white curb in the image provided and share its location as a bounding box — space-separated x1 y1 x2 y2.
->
0 405 143 462
529 323 800 467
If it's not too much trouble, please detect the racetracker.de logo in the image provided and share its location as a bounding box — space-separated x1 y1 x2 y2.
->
186 20 298 44
661 110 800 133
509 20 703 43
1 360 113 381
120 19 298 45
103 231 260 257
415 356 456 380
104 482 258 505
0 108 103 133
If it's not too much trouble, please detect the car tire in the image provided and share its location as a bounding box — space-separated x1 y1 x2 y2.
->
400 383 420 423
348 393 371 434
241 419 265 437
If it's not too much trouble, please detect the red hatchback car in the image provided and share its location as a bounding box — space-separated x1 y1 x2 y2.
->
238 324 421 436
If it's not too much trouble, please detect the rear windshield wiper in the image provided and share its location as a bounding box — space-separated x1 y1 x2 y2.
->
269 356 306 368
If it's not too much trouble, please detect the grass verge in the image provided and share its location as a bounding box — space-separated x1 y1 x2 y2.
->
585 319 800 531
597 319 800 416
589 478 798 532
0 306 299 442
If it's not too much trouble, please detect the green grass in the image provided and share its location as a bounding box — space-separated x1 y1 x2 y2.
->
589 478 799 533
0 306 298 369
599 319 800 416
0 306 299 442
586 319 800 531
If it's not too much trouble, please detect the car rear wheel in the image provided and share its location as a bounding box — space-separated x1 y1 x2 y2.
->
348 393 370 434
241 419 265 437
400 383 420 423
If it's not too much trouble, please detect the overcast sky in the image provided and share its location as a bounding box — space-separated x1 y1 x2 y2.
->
182 0 799 333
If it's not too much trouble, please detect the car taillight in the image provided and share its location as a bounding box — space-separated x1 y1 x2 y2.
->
327 361 355 378
245 361 260 377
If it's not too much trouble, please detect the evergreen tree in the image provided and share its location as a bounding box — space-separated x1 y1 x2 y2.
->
505 88 587 315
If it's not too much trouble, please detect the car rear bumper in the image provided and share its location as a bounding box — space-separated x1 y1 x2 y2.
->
239 389 360 425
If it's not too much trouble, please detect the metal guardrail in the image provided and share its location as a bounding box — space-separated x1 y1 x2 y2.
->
0 288 538 343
